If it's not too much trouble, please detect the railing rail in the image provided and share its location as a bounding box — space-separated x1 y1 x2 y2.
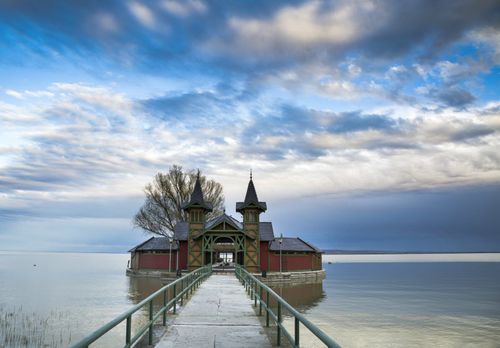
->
71 264 212 348
235 265 340 348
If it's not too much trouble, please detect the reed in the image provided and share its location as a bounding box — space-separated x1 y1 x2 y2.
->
0 304 74 347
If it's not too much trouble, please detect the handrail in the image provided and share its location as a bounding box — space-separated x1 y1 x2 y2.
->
71 264 212 348
235 265 340 348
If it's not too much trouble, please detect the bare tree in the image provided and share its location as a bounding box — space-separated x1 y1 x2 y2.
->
133 165 224 237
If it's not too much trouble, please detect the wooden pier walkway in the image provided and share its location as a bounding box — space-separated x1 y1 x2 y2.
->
155 274 272 348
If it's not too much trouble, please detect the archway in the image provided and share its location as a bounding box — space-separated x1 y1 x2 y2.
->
202 234 245 266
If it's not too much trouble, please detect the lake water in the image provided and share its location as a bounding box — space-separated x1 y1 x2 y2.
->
1 252 499 347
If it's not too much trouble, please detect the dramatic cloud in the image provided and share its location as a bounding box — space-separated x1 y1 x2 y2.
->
0 1 499 251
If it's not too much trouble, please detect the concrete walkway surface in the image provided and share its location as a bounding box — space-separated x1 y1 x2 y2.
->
155 274 272 348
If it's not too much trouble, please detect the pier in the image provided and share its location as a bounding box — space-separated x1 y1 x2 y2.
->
71 265 339 348
155 274 271 347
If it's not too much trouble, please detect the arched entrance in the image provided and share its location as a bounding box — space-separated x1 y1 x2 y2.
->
202 234 245 266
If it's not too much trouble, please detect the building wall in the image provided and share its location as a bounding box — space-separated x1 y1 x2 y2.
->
260 241 269 272
138 252 177 270
179 241 188 270
130 252 140 269
268 252 320 272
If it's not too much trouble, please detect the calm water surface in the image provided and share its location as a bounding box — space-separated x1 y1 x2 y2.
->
1 251 500 347
277 257 500 348
0 252 163 347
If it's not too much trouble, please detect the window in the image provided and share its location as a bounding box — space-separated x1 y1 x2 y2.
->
190 210 202 222
246 211 258 223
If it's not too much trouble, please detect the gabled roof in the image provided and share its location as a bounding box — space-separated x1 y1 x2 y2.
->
172 219 274 241
236 178 267 213
181 173 213 212
129 237 179 252
269 237 322 253
204 213 243 231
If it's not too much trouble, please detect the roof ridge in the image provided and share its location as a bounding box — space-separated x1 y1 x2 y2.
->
128 236 154 252
297 237 321 252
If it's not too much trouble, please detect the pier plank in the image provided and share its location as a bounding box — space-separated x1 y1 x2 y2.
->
156 274 272 348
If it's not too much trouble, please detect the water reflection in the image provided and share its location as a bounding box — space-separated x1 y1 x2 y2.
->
270 281 325 316
127 276 164 305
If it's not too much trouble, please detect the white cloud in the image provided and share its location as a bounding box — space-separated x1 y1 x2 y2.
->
224 1 379 54
5 89 55 99
0 82 499 216
468 27 500 64
5 89 24 99
92 12 120 33
128 2 157 29
161 0 206 17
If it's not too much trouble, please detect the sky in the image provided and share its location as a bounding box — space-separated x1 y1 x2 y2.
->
0 0 499 253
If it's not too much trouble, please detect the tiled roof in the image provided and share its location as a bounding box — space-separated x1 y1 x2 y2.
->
129 237 179 252
269 237 321 252
259 222 274 241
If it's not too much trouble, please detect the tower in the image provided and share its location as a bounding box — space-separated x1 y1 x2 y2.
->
183 171 212 271
236 171 267 272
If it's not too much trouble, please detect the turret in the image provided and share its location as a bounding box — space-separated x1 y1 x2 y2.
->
236 171 266 271
182 170 212 223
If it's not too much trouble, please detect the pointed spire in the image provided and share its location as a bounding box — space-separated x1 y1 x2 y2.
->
244 178 259 205
182 170 213 212
190 173 204 204
236 172 267 213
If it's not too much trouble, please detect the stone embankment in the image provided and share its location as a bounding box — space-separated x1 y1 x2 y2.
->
254 269 326 285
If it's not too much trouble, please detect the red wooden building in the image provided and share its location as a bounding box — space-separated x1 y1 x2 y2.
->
129 175 322 273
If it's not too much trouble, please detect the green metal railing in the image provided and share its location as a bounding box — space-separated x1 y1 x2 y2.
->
235 265 340 348
71 265 212 348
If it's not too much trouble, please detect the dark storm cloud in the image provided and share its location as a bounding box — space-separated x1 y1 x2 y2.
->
450 125 496 142
354 1 500 60
434 86 476 109
270 184 500 252
1 0 499 74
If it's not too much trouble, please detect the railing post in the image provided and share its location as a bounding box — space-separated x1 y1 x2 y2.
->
277 301 282 346
295 317 300 347
148 300 153 345
180 279 184 306
259 286 263 316
126 315 131 345
254 281 257 307
266 290 270 327
163 289 167 326
173 283 177 314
